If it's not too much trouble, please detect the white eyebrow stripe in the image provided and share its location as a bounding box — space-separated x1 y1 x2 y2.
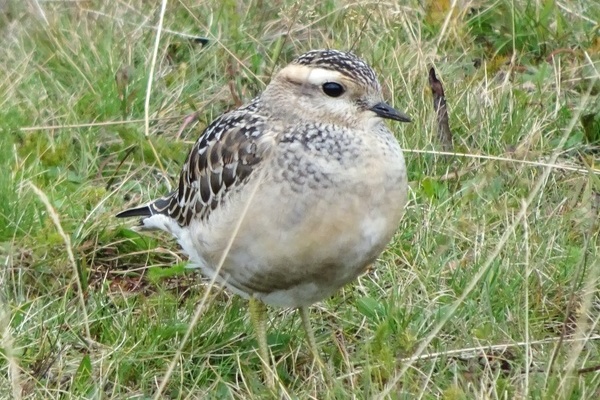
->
281 65 344 86
304 67 344 85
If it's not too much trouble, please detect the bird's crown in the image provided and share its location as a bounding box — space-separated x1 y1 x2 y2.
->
291 49 379 89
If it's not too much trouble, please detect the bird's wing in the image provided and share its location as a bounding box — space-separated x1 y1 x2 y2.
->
117 102 275 226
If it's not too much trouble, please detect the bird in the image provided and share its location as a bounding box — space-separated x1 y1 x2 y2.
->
116 49 411 385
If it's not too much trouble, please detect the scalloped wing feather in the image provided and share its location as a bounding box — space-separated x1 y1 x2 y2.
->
117 100 275 227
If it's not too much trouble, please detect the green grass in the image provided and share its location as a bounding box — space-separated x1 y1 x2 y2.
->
1 0 599 398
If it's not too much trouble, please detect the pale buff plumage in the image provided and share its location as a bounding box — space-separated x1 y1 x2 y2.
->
117 49 411 384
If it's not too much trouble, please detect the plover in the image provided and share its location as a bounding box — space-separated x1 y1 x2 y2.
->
117 49 411 384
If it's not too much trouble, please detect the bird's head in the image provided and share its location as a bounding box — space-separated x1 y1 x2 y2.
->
263 49 411 129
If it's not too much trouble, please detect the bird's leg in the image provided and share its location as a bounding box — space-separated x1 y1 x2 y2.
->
299 306 328 376
248 296 274 388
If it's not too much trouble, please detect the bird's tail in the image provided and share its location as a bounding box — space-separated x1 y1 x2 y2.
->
115 204 152 219
116 195 177 231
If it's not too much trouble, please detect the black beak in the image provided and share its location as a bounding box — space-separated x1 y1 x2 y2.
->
370 102 411 123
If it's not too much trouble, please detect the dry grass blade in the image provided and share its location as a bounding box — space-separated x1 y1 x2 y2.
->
396 334 600 363
0 306 22 400
27 182 91 342
143 0 168 175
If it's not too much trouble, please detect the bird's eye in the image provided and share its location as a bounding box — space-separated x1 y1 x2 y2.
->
322 82 345 97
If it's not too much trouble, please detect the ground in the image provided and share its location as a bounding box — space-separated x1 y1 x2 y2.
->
1 0 599 398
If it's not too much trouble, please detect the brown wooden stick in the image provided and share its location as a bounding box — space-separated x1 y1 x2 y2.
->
429 67 454 152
